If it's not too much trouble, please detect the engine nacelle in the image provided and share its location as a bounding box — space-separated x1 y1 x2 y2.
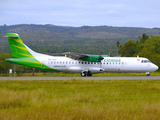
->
68 67 85 73
68 67 104 74
88 67 104 74
80 55 104 62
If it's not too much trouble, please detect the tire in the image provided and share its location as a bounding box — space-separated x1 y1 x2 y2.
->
87 73 92 77
146 72 150 76
81 72 86 77
147 74 150 76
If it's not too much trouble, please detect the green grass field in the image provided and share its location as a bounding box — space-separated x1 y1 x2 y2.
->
3 71 160 77
0 80 160 120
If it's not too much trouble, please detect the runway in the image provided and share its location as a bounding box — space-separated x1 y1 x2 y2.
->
0 76 160 80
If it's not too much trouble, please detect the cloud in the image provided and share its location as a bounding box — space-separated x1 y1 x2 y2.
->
0 0 160 28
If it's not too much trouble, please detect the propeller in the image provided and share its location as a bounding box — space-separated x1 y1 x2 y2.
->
99 55 104 69
98 55 104 62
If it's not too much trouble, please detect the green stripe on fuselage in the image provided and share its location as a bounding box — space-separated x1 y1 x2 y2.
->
6 58 60 71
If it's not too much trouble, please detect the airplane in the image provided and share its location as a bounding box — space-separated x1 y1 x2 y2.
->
5 33 158 77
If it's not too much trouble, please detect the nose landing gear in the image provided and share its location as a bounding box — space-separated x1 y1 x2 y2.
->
146 72 150 76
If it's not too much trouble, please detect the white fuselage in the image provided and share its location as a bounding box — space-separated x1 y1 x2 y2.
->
26 43 158 74
36 56 158 74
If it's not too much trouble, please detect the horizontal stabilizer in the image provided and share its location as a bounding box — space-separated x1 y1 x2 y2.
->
5 33 19 38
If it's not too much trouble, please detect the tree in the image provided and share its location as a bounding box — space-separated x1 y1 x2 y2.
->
141 36 160 54
138 36 160 67
115 41 120 48
0 53 12 76
138 33 149 43
118 40 137 57
117 33 150 57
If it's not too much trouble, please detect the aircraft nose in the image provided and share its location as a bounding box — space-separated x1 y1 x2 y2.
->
153 64 159 71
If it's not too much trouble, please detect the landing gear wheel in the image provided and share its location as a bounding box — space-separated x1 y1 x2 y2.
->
146 72 150 76
81 72 86 77
147 74 150 76
87 73 92 77
87 71 92 77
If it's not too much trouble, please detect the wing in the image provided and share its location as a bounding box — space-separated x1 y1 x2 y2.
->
62 52 88 60
63 52 104 62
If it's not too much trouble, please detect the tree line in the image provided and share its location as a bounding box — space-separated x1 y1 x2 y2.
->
0 53 33 76
117 33 160 67
1 24 160 56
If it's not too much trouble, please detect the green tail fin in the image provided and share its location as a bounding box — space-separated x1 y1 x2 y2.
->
6 33 34 58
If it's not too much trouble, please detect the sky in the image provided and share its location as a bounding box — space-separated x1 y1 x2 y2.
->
0 0 160 28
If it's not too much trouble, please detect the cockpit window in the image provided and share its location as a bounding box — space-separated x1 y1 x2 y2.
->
141 60 151 63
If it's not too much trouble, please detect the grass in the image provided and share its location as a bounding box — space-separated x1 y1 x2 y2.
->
2 71 160 77
0 80 160 119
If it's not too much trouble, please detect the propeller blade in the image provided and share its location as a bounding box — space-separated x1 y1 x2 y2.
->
99 55 104 62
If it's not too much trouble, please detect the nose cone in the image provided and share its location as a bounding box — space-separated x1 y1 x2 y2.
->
153 64 159 71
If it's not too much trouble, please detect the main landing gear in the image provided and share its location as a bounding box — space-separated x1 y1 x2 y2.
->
81 71 92 77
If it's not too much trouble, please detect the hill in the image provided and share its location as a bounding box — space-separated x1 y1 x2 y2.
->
0 24 160 55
